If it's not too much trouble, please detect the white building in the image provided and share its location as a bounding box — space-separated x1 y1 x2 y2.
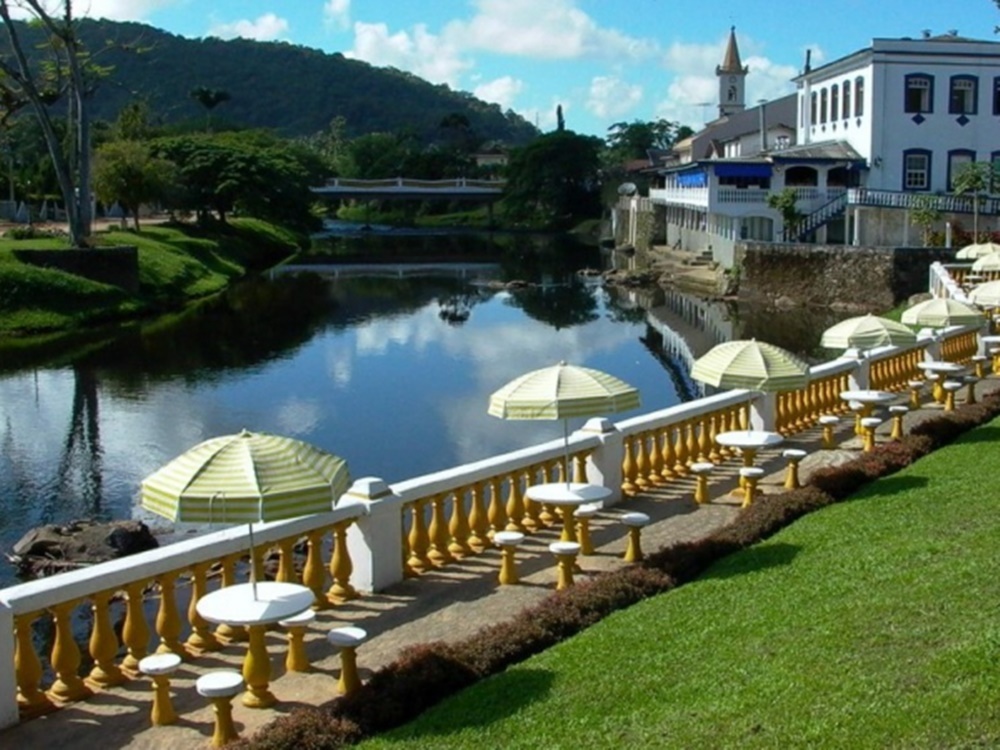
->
650 29 1000 266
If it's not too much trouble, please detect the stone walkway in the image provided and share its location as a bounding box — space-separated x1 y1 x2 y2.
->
1 381 993 750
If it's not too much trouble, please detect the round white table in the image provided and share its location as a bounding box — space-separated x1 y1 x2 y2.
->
196 581 314 708
714 430 784 496
915 362 966 404
839 390 897 434
980 335 1000 371
524 482 612 543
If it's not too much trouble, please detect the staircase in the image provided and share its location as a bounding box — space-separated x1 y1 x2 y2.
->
786 192 849 242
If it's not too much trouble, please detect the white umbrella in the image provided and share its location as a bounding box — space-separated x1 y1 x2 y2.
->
489 362 639 485
690 339 810 392
955 242 1000 260
971 252 1000 273
820 314 917 350
900 298 984 328
141 430 351 598
967 280 1000 308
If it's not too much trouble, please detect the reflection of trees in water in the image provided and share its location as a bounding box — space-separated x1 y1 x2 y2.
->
505 283 599 330
53 366 104 520
498 233 602 283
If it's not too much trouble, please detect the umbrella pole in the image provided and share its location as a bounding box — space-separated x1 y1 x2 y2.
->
248 522 258 600
563 419 571 489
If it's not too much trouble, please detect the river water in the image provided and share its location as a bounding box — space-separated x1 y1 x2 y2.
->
0 227 851 586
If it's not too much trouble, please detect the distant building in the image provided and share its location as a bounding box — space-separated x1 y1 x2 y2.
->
648 28 1000 265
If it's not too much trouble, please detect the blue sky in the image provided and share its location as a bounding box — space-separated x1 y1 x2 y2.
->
65 0 1000 137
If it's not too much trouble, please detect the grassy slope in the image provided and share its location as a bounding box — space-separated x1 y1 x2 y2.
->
0 218 303 335
363 419 1000 750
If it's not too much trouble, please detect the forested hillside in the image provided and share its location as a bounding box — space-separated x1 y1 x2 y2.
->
7 19 538 145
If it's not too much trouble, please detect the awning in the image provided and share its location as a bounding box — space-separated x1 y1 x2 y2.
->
676 170 707 187
714 163 772 178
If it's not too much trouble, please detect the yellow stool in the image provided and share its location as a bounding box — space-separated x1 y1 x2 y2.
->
941 380 963 412
549 541 581 590
782 449 807 489
138 653 182 727
493 530 525 585
621 512 650 562
573 504 599 555
278 608 316 673
327 626 368 696
963 375 978 405
888 405 908 441
196 670 244 748
860 417 882 452
818 415 840 449
689 462 714 504
738 467 764 508
925 372 942 403
907 380 925 410
970 355 987 378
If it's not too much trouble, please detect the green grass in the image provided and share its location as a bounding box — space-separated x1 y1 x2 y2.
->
362 420 1000 750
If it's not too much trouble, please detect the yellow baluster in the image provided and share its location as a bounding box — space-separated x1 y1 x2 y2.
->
708 412 723 463
275 537 296 583
154 570 186 657
302 529 328 606
213 555 247 644
467 481 491 552
447 488 473 558
185 563 220 655
427 493 455 566
775 392 789 434
86 589 126 690
14 611 52 716
522 467 542 531
573 451 589 484
121 580 152 677
406 498 432 575
633 431 650 489
505 471 527 531
242 625 276 708
47 600 91 703
647 431 664 485
673 420 689 475
621 439 638 496
487 476 509 535
327 520 358 603
659 424 676 479
698 416 712 462
685 420 699 470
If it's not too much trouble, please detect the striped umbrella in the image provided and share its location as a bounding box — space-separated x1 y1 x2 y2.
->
691 339 810 392
820 314 917 350
971 252 1000 272
488 362 639 485
956 242 1000 260
967 280 1000 308
900 298 984 328
141 430 350 597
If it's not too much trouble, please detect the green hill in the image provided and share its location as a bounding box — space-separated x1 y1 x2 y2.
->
8 18 538 145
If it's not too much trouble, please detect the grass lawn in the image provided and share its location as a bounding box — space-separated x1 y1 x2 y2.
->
362 420 1000 749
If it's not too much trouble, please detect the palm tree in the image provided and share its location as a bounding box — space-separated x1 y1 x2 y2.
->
189 87 231 133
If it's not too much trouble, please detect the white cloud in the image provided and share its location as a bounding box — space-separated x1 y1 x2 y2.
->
445 0 658 61
209 13 290 42
586 75 643 119
323 0 350 30
347 21 471 87
473 76 524 109
3 0 181 21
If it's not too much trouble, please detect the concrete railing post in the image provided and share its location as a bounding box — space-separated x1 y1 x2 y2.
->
844 354 870 391
343 477 403 593
749 391 777 431
0 601 15 729
579 418 624 506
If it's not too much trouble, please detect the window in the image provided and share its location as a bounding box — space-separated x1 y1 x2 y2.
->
903 149 932 190
810 91 817 124
830 84 839 121
994 77 1000 115
991 151 1000 192
820 88 828 123
842 79 851 119
905 74 934 113
949 76 977 115
854 76 865 117
947 149 974 191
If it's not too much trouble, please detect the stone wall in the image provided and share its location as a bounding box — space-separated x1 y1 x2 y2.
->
13 246 140 294
738 243 955 310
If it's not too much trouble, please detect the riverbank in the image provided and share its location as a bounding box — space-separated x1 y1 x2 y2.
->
0 218 307 336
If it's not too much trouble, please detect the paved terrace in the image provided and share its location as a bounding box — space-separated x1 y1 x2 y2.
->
4 377 994 750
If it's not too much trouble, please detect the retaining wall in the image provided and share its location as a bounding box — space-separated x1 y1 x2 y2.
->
12 246 140 294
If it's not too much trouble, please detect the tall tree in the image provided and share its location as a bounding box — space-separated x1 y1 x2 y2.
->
189 86 231 133
0 1 100 246
92 140 176 231
952 160 998 241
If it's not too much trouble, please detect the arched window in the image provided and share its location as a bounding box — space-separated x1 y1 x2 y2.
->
905 73 934 113
949 75 978 115
902 148 932 191
854 77 865 117
820 88 828 124
842 80 851 119
810 91 817 124
830 84 839 121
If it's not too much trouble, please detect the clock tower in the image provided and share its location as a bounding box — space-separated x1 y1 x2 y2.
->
716 26 748 117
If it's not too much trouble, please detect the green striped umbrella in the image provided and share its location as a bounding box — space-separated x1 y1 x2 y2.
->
968 280 1000 308
900 298 983 328
141 430 350 597
820 314 917 350
488 362 639 485
691 339 810 392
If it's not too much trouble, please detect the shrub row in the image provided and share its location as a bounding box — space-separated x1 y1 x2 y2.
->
237 391 1000 750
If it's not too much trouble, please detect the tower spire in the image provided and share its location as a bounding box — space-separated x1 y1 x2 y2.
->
716 26 749 117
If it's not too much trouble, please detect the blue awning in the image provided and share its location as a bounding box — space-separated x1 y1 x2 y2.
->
676 170 707 187
714 163 772 178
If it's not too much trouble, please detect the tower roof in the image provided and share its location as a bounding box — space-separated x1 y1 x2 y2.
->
717 26 747 74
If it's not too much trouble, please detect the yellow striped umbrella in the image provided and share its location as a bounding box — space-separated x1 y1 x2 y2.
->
956 242 1000 260
900 298 984 328
967 280 1000 308
971 252 1000 272
691 339 810 392
141 430 350 597
820 314 917 350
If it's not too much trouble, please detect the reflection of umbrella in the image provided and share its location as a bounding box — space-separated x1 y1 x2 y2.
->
967 280 1000 308
820 314 917 350
900 298 984 328
488 362 639 485
141 429 351 598
971 252 1000 272
956 242 1000 260
691 339 810 391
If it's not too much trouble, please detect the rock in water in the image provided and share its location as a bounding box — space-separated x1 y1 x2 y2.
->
9 519 159 578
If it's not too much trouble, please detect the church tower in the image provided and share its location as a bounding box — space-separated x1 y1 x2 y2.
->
716 26 748 117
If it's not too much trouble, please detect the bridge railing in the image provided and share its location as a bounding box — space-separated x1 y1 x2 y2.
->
0 323 984 728
318 177 505 190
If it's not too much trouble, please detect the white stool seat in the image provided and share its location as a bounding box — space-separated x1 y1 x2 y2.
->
888 405 909 414
138 653 181 676
782 449 807 459
196 670 244 698
690 461 714 474
860 417 883 428
942 380 964 391
738 467 765 479
493 531 525 546
848 400 863 410
278 609 316 628
573 503 599 518
327 626 368 648
971 354 987 361
818 415 840 425
621 512 650 528
549 541 581 556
